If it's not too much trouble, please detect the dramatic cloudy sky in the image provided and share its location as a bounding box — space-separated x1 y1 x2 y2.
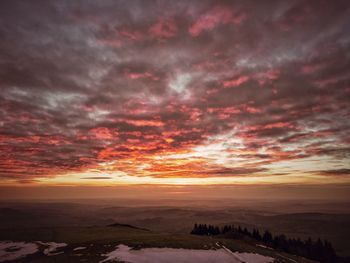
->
0 0 350 187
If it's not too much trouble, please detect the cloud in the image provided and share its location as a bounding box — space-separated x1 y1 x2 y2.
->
149 18 178 39
223 76 249 88
315 169 350 176
125 120 164 127
0 0 349 183
80 176 113 180
169 73 192 93
189 6 245 37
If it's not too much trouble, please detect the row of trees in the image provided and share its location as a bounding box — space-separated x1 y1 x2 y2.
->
191 223 337 262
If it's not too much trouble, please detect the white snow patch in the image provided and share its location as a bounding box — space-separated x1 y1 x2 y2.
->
73 246 87 251
37 242 67 256
100 244 274 263
232 252 275 263
222 245 274 263
0 241 38 262
256 244 273 250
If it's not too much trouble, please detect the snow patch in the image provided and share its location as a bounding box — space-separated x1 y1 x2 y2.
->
222 245 273 263
0 241 38 262
37 242 67 256
256 244 273 250
100 244 274 263
73 246 86 251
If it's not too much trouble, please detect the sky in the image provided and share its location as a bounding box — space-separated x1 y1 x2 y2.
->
0 0 350 196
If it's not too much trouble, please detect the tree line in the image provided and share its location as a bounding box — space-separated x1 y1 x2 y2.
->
191 223 337 262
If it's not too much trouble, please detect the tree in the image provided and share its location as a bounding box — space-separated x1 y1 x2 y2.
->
262 230 273 244
253 229 262 240
190 223 337 262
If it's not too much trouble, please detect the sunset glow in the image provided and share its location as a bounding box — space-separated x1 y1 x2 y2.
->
0 0 349 189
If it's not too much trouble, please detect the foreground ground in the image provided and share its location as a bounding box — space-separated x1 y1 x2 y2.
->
0 225 316 262
1 199 349 257
0 199 349 262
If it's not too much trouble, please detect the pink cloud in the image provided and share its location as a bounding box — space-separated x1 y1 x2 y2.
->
149 18 178 39
223 75 249 88
189 6 245 37
119 28 143 41
97 38 123 48
189 108 202 121
207 107 241 119
245 106 261 114
301 63 325 74
125 71 159 81
127 138 140 143
255 69 280 85
126 119 164 127
206 88 220 95
207 107 240 114
89 127 116 140
264 122 294 129
263 69 280 80
314 75 347 88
